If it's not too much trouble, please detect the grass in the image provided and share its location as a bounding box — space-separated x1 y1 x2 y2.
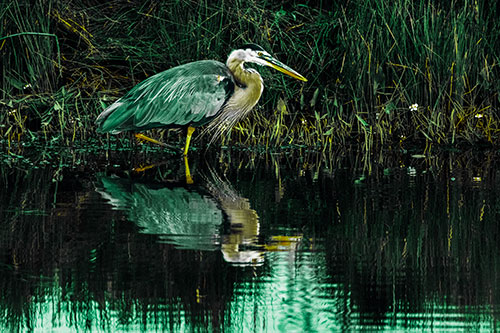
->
1 0 499 152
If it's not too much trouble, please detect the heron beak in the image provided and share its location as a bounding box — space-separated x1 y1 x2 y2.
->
260 55 308 82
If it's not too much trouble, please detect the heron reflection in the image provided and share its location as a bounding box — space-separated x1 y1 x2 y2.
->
96 164 263 266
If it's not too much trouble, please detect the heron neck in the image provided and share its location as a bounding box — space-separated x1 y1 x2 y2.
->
228 62 263 109
203 60 264 140
228 62 260 88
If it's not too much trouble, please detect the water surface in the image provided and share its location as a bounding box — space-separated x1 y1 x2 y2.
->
1 145 500 331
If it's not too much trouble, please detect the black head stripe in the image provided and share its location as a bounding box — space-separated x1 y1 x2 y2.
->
239 43 266 52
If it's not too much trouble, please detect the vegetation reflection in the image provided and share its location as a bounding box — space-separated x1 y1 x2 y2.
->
1 149 500 331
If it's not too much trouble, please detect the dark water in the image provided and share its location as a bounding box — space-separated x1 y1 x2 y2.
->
1 145 500 331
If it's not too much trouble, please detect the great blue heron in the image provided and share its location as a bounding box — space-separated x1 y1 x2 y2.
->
96 44 307 155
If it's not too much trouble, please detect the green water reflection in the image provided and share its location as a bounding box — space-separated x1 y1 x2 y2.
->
1 148 500 331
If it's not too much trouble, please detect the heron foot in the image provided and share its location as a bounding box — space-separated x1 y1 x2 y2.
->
132 164 157 173
135 133 182 153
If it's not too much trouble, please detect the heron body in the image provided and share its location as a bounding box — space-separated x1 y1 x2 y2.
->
96 44 307 154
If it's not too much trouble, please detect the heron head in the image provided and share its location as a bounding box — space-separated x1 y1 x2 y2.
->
229 43 307 82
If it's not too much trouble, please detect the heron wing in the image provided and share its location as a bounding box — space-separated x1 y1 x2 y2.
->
96 60 234 133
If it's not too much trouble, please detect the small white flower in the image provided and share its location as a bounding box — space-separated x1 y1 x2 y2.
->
409 103 418 111
475 114 484 119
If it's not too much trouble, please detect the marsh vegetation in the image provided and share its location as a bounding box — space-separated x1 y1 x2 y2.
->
2 0 499 151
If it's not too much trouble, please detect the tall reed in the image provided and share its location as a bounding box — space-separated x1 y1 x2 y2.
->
1 0 499 150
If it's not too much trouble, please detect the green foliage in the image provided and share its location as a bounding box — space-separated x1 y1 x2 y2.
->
1 0 499 150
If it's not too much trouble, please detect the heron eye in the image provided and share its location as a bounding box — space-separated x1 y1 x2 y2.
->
257 52 263 57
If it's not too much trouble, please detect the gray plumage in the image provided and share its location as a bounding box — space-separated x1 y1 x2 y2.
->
96 60 234 134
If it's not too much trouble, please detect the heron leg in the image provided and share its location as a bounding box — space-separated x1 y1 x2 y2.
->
183 126 195 156
135 133 181 152
184 155 194 184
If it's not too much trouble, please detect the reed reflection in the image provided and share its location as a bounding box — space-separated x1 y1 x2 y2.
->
96 161 263 266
